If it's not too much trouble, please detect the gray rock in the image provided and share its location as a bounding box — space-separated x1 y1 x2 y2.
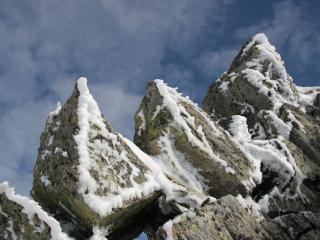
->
203 33 298 130
134 80 254 198
272 212 320 240
202 33 320 240
154 195 287 240
0 181 70 240
32 78 161 238
280 104 320 168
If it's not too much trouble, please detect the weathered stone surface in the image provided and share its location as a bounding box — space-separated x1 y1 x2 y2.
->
134 80 254 198
279 104 320 169
303 90 320 121
32 78 161 238
154 195 287 240
272 212 320 240
0 182 70 240
202 33 320 240
203 33 299 131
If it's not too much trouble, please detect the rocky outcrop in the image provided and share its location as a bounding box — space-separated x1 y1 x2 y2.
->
203 33 300 129
0 182 71 240
32 78 163 238
155 195 286 240
134 80 256 198
202 33 320 239
1 32 319 240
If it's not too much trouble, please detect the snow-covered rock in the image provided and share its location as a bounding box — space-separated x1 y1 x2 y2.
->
2 32 317 240
134 80 255 198
204 33 299 123
0 181 71 240
32 78 163 238
203 33 320 239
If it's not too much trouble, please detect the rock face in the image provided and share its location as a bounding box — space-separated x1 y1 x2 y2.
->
155 195 286 240
32 78 162 238
202 33 320 239
134 80 256 198
203 33 299 126
0 182 70 240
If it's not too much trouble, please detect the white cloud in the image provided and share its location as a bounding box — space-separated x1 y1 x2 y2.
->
196 49 237 78
89 82 143 138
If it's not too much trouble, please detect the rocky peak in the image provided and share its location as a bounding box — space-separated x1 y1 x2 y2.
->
134 79 257 198
202 33 320 240
204 33 300 124
32 77 164 238
231 33 290 81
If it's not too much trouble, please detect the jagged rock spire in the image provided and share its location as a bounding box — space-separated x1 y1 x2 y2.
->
32 77 162 238
202 33 320 240
203 33 299 123
134 79 257 198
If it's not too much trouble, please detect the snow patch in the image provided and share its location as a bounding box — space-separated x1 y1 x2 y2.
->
48 102 62 124
40 176 51 187
136 110 146 136
122 136 208 209
218 81 230 94
89 226 109 240
154 79 234 175
0 181 72 240
74 77 162 217
230 116 306 212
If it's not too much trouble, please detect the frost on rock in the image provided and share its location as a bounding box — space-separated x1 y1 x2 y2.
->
74 78 160 217
229 116 305 203
204 33 300 127
204 32 320 238
134 80 254 198
0 181 71 240
32 77 163 237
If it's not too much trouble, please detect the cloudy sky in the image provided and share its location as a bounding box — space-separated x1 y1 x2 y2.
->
0 0 319 199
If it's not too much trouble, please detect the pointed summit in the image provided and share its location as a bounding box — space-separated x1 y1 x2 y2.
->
134 80 257 198
32 77 162 238
203 34 320 238
230 33 289 82
204 33 299 123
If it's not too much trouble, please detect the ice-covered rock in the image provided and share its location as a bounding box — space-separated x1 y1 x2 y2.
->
0 181 71 240
32 78 162 238
134 80 255 198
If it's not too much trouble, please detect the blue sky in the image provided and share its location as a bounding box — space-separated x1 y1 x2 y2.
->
0 0 319 202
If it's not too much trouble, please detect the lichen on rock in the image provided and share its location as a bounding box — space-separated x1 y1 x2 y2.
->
32 78 162 238
134 80 255 198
